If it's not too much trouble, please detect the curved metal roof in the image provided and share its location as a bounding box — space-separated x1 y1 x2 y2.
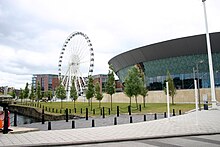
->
108 32 220 73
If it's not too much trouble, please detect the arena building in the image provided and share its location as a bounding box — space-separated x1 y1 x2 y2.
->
109 32 220 91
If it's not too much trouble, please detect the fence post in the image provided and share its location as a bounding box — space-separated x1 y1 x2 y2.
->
48 121 51 130
3 106 9 134
114 117 117 125
86 108 88 120
144 115 146 121
173 109 175 116
14 111 17 127
130 116 133 123
117 106 119 117
92 119 95 127
139 104 141 112
179 110 181 115
66 108 68 122
42 108 45 124
164 112 167 118
72 121 75 129
102 107 105 118
154 113 157 120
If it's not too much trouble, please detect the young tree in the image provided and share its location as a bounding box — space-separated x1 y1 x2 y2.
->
70 79 78 109
105 66 115 110
124 66 142 108
9 90 16 99
139 70 148 108
95 82 103 108
56 83 66 109
24 82 29 101
164 71 176 105
29 85 35 102
19 89 24 103
86 76 94 111
36 81 41 104
47 90 53 100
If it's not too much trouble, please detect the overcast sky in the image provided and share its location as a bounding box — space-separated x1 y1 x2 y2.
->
0 0 220 89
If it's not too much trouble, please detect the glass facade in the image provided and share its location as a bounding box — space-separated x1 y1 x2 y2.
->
117 53 220 90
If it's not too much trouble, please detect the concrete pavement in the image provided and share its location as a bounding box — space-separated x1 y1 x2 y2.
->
0 106 220 146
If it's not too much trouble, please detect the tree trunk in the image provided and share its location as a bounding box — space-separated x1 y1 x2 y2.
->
143 96 146 107
74 100 76 109
111 95 113 110
129 97 131 107
172 96 174 105
88 99 90 106
91 97 93 111
135 96 138 109
61 99 63 109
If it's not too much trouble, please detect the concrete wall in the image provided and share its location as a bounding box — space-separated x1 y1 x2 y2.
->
78 88 220 104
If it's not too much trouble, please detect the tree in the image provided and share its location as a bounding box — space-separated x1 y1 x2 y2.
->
164 71 176 105
56 83 66 109
95 82 103 108
47 90 53 100
19 89 24 103
36 81 41 104
29 85 35 102
124 66 142 109
24 82 29 100
139 69 148 108
70 79 78 109
9 90 16 99
86 76 94 111
105 66 115 110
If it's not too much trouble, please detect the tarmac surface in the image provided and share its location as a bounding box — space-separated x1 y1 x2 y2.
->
0 105 220 146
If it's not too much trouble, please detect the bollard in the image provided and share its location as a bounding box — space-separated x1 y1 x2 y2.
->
86 108 88 120
66 108 68 122
179 110 181 115
56 109 58 113
52 108 54 113
93 109 95 115
81 108 82 114
108 108 111 115
130 116 133 123
74 108 76 113
72 121 75 129
3 107 9 134
48 121 51 130
128 105 131 115
42 108 45 124
117 106 119 117
164 112 167 118
114 117 117 125
139 104 141 112
69 109 71 114
154 113 157 120
144 115 146 121
103 107 105 118
173 109 175 116
14 111 17 127
92 119 95 127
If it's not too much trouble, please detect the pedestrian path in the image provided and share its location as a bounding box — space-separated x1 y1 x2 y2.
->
0 106 220 146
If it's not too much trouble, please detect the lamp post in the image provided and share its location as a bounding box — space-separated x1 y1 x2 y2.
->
202 0 217 108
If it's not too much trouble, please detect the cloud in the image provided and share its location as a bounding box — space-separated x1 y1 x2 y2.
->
0 0 220 89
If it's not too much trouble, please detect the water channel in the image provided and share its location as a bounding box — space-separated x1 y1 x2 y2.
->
9 112 40 126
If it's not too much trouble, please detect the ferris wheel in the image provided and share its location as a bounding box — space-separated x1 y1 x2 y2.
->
58 32 94 101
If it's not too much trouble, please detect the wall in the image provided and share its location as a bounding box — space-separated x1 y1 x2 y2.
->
78 88 220 104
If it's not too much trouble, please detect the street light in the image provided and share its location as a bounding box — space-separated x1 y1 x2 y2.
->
202 0 217 108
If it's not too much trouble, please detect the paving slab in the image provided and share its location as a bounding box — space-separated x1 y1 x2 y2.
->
0 106 220 146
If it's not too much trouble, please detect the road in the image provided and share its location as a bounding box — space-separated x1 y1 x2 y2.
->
71 134 220 147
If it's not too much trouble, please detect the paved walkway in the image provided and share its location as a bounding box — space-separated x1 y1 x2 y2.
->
0 106 220 146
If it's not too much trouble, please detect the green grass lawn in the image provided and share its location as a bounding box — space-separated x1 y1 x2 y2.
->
18 101 198 117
